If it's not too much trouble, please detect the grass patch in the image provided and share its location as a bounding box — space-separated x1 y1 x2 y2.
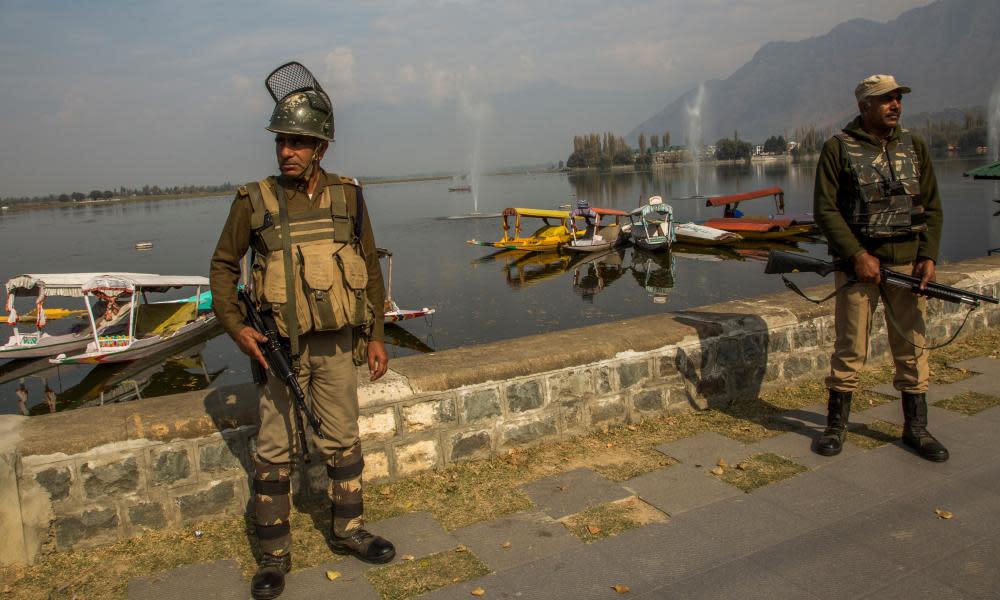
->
562 498 667 543
851 389 894 412
847 420 903 449
717 453 807 492
365 548 490 600
935 391 1000 415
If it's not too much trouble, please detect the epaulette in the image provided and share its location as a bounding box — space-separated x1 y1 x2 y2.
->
338 175 361 187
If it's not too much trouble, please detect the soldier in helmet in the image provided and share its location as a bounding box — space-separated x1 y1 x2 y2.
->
210 62 395 600
813 74 948 463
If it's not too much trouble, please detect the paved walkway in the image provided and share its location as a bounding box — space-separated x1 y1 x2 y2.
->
129 356 1000 599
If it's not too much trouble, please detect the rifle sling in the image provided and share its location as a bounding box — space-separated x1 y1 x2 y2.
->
275 185 300 370
779 275 841 304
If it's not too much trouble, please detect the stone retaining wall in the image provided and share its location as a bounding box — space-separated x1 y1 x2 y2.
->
2 255 999 565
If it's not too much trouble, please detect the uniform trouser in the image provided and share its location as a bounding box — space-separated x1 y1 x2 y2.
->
253 327 366 557
825 267 930 394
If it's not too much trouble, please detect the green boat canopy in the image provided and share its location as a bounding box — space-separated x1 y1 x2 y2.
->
964 160 1000 180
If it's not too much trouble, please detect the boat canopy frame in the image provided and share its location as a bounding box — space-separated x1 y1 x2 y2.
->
705 186 785 218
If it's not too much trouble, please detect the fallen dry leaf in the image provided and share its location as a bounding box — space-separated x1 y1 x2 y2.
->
606 442 614 448
556 485 567 492
471 587 486 597
500 541 512 549
401 554 415 561
455 544 469 553
716 458 728 468
736 461 749 471
325 570 341 581
710 466 725 476
934 508 954 520
587 524 602 535
612 584 631 593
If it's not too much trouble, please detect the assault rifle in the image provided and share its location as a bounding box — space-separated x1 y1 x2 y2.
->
239 289 325 460
764 250 999 307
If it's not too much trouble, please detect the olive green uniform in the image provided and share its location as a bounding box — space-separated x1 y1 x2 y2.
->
813 117 943 393
209 169 385 555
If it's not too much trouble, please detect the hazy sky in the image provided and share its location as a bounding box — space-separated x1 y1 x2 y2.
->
0 0 931 197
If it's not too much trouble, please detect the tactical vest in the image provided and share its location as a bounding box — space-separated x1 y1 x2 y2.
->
836 130 926 239
242 175 373 341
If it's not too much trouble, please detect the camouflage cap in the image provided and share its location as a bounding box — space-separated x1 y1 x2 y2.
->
855 74 912 102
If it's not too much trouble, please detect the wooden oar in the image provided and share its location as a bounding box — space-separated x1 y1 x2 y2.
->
1 308 88 322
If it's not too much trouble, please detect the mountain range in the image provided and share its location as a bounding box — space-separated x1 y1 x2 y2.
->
629 0 1000 145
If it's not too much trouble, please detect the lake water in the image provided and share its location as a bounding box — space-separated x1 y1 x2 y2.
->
2 158 997 415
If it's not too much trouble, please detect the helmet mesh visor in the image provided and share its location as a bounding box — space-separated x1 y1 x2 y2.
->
266 61 332 113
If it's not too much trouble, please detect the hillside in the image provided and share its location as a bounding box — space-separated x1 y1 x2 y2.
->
629 0 1000 144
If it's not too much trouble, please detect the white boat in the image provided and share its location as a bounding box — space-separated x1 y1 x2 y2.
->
378 248 436 323
2 273 143 360
674 222 743 246
564 208 629 254
50 274 217 365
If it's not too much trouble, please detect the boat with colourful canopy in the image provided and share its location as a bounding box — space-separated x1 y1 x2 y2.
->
565 207 629 253
701 186 816 240
467 207 581 252
626 196 675 251
50 274 217 365
2 273 145 360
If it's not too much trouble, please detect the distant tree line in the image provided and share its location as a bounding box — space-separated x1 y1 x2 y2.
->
911 109 987 155
789 126 833 158
714 131 753 161
0 182 237 206
567 129 672 171
762 135 787 154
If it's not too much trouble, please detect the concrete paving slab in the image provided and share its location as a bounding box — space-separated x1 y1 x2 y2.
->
975 403 1000 423
827 495 982 569
651 556 821 600
752 468 887 527
933 415 1000 450
769 404 826 430
925 538 1000 598
745 429 863 469
749 527 908 600
672 494 817 557
858 400 965 427
127 560 246 600
870 382 967 404
908 478 1000 538
654 432 750 467
868 382 899 398
857 572 967 600
519 468 633 520
956 460 1000 498
590 519 745 589
950 356 1000 374
623 464 742 516
877 436 988 475
953 373 1000 397
366 511 459 565
419 574 519 600
820 444 947 494
281 558 378 600
451 510 582 571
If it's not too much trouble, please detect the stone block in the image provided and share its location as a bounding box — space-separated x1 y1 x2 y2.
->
694 375 729 408
127 560 247 600
198 438 243 474
767 330 791 352
739 332 767 363
449 429 493 462
765 360 783 382
714 335 742 369
559 402 587 434
588 395 626 424
547 369 592 403
657 349 679 378
594 365 614 393
617 359 650 389
81 456 139 499
175 481 236 523
870 335 889 358
55 507 119 549
358 407 397 442
791 322 819 349
814 352 831 375
394 439 439 476
632 388 665 413
34 465 72 502
520 468 633 519
401 395 457 433
501 414 558 447
506 379 544 413
128 502 168 530
150 445 192 486
460 387 502 423
783 355 814 379
363 449 390 482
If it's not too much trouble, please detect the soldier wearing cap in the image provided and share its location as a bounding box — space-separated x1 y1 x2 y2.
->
812 74 948 462
210 62 395 600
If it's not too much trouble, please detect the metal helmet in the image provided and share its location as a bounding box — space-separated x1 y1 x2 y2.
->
577 198 590 209
264 62 334 141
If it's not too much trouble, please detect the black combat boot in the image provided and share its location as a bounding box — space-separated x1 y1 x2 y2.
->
902 392 949 462
815 390 852 456
331 529 396 564
251 553 291 600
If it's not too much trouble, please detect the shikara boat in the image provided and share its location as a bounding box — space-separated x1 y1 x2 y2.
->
565 207 629 253
51 274 217 365
378 248 436 323
674 222 743 246
2 273 139 360
467 208 581 252
702 186 817 240
627 196 675 251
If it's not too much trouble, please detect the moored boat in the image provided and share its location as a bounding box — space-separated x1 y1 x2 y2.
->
674 222 743 246
378 248 436 322
564 207 629 253
627 196 675 251
702 186 817 239
467 207 581 252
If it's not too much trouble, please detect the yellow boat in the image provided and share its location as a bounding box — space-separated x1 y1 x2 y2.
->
467 207 581 252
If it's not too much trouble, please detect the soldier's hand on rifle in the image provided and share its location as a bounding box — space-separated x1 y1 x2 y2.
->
368 339 389 381
853 251 881 284
234 326 269 371
912 258 936 291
